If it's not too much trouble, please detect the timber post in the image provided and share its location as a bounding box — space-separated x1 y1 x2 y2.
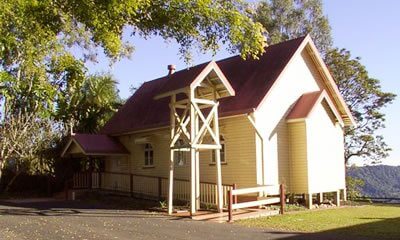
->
158 177 162 201
167 95 176 215
228 189 233 223
156 62 235 216
130 173 133 197
280 184 285 214
98 172 102 190
334 190 340 207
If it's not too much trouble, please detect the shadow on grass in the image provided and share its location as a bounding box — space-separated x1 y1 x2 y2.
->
273 216 400 240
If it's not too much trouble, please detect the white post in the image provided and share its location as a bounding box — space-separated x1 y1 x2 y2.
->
342 188 347 202
306 193 313 209
190 148 196 215
168 95 176 215
213 103 223 212
335 190 341 207
194 110 201 210
190 90 196 215
168 150 174 215
318 192 324 204
195 149 200 210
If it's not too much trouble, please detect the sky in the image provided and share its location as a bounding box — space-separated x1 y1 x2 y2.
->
87 1 400 166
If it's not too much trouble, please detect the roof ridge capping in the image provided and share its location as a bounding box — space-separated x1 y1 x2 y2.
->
154 60 235 100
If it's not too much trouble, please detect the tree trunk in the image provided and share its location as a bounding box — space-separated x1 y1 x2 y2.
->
4 171 21 193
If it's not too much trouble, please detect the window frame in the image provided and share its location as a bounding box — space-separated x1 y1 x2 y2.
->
144 143 154 167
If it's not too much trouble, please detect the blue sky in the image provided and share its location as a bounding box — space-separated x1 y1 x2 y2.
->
88 1 400 166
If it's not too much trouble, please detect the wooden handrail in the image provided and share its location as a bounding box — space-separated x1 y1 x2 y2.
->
228 184 285 222
231 185 279 195
70 171 234 208
96 171 234 187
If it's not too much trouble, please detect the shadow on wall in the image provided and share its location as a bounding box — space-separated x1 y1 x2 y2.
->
274 216 400 240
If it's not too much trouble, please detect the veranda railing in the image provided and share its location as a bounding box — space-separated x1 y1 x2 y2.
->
70 171 234 207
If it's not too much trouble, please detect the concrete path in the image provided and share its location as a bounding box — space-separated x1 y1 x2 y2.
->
0 199 355 240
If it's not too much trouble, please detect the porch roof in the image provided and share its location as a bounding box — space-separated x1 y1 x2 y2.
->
61 133 129 157
286 90 344 125
154 61 235 100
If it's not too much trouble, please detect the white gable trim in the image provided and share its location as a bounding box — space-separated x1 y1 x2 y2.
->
154 61 235 100
255 35 355 127
61 138 86 157
190 61 236 97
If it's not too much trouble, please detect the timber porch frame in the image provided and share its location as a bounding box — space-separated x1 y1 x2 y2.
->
155 61 236 215
68 171 235 208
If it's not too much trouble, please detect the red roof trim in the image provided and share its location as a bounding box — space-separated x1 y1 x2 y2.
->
287 90 344 126
61 134 129 157
287 91 323 120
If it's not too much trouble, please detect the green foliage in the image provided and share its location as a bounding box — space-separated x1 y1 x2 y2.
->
253 0 332 53
0 0 266 64
159 200 167 209
325 49 396 163
347 165 400 198
346 175 365 200
56 73 122 133
0 0 267 185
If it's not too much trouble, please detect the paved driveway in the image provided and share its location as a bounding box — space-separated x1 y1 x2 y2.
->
0 198 351 240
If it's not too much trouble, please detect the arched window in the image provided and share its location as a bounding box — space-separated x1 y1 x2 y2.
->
144 143 154 166
212 135 226 164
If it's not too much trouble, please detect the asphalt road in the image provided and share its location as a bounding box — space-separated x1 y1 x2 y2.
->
0 199 362 240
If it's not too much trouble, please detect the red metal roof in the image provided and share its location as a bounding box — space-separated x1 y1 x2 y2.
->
70 134 129 155
101 37 307 135
286 91 323 120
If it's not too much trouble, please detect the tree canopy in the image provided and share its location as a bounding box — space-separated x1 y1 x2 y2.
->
325 49 396 163
0 0 267 187
253 0 332 53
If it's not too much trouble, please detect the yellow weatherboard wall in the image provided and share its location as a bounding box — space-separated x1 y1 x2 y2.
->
104 115 257 188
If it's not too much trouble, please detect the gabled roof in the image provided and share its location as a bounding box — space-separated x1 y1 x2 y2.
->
287 90 344 126
154 61 235 99
101 35 354 135
102 37 306 135
61 134 129 157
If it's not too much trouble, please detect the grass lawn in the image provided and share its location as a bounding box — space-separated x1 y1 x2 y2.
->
238 204 400 240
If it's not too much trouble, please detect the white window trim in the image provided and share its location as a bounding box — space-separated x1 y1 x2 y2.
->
144 143 154 167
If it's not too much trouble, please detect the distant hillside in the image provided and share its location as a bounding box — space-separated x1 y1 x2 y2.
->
347 165 400 198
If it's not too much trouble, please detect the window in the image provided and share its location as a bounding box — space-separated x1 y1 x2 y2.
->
175 139 187 167
212 135 226 164
144 143 154 166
